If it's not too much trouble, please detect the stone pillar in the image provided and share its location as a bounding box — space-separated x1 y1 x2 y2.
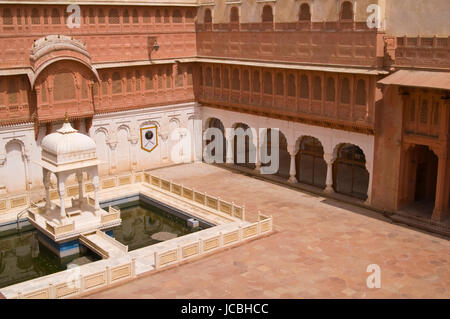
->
225 128 234 164
43 168 51 213
287 147 297 183
57 173 66 219
76 171 84 202
432 152 449 222
324 153 334 193
92 174 100 211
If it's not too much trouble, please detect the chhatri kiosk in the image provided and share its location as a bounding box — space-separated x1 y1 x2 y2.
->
27 117 122 258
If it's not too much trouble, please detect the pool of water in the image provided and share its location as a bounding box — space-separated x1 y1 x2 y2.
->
110 200 207 251
0 230 100 289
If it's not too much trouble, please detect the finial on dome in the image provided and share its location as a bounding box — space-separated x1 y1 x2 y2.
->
64 112 69 123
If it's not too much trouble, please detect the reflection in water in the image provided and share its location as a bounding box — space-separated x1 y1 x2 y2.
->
0 230 100 289
112 201 207 251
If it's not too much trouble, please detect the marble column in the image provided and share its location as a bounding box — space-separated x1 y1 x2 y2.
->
43 168 51 213
76 171 84 202
288 147 297 183
225 128 234 164
324 153 334 193
57 173 66 219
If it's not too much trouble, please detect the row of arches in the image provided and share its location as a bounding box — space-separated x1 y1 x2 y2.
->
203 2 354 24
206 118 369 200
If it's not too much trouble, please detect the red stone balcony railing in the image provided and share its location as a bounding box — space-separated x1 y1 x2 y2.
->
394 36 450 70
196 83 375 134
196 22 384 69
0 104 32 125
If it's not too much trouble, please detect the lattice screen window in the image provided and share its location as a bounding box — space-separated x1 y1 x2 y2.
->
158 69 163 89
101 76 108 95
173 9 182 23
287 74 295 97
433 101 439 125
420 100 428 124
299 3 311 21
135 71 141 91
355 79 366 105
230 7 239 23
31 8 40 24
409 99 415 122
112 72 122 94
43 9 49 24
81 78 88 99
204 9 212 23
340 1 354 21
17 9 22 25
123 10 130 23
313 76 322 100
109 9 120 24
3 8 13 25
53 73 76 101
41 81 47 102
155 9 162 23
326 77 335 102
126 73 132 92
223 68 230 89
8 81 18 105
232 69 240 90
264 72 272 94
51 8 60 24
145 70 154 90
164 9 170 23
187 67 193 86
143 10 150 23
133 9 139 23
262 5 273 23
98 9 105 24
89 8 95 24
175 67 184 88
340 78 350 104
252 70 260 93
186 10 194 23
276 73 284 95
242 70 250 91
300 75 309 98
166 68 172 88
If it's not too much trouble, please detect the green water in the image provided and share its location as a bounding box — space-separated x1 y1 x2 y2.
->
110 200 207 251
0 230 100 289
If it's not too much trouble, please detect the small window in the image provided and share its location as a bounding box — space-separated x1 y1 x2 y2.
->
89 8 95 24
51 8 60 24
173 9 182 23
409 99 416 122
126 72 132 92
98 9 105 24
230 7 239 23
242 70 250 91
341 1 354 20
264 72 273 94
326 77 335 102
253 70 260 93
145 70 153 90
420 100 428 124
355 79 366 105
313 76 322 100
135 71 141 91
133 9 139 23
143 10 150 23
164 9 170 23
205 67 212 87
123 10 130 24
157 69 163 89
166 68 172 88
43 9 49 24
204 9 212 23
214 67 220 88
2 8 13 25
109 9 119 24
155 9 161 23
186 10 194 23
112 72 122 94
276 73 284 95
299 3 311 21
287 74 295 97
17 9 22 25
175 66 184 88
300 75 309 99
340 78 350 104
223 68 229 89
232 69 240 90
262 5 273 23
31 8 40 24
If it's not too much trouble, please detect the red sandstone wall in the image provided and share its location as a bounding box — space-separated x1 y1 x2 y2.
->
371 85 404 212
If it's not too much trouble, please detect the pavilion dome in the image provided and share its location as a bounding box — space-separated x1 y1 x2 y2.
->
41 121 97 166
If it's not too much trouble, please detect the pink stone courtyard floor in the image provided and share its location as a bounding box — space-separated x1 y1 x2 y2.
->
86 163 450 299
